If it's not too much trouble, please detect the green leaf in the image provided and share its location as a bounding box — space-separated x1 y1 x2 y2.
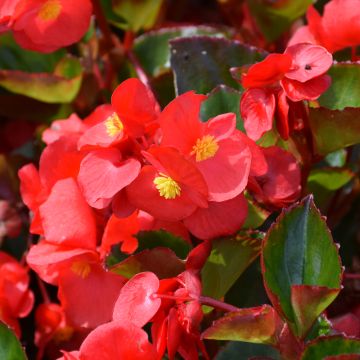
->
200 85 244 131
134 26 230 77
112 0 164 32
262 196 342 338
309 107 360 155
324 150 347 167
247 0 312 42
201 231 262 301
305 315 332 341
215 341 280 360
0 322 27 360
0 56 83 103
243 194 270 229
110 247 185 279
307 168 354 209
170 36 266 95
202 305 282 345
301 336 360 359
319 63 360 110
136 230 191 259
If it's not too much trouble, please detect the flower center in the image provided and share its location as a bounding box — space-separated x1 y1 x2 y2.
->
105 113 123 137
38 0 62 21
53 326 74 343
153 174 181 199
191 135 219 161
71 261 91 279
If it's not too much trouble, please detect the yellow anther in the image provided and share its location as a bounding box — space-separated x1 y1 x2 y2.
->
38 0 62 21
191 135 219 161
153 174 181 199
105 113 123 137
71 261 91 279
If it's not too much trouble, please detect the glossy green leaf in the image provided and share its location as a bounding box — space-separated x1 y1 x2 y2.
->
247 0 312 42
0 56 83 103
202 305 281 345
136 230 191 259
301 336 360 360
201 231 262 301
215 341 280 360
243 194 270 229
134 26 229 77
262 196 342 337
110 247 184 279
170 36 266 94
305 315 332 341
0 322 26 360
324 150 347 167
319 63 360 110
112 0 164 32
200 85 244 131
309 107 360 155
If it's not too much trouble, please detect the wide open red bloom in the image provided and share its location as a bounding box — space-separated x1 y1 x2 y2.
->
160 92 251 201
126 146 208 221
10 0 92 53
288 0 360 53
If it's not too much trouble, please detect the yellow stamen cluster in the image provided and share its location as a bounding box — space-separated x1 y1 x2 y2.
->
105 113 123 137
38 0 62 21
71 261 91 279
191 135 219 162
153 174 181 199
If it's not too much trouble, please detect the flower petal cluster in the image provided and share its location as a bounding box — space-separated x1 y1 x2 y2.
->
0 0 92 52
237 43 332 140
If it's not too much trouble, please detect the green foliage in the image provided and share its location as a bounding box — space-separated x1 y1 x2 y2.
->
0 323 27 360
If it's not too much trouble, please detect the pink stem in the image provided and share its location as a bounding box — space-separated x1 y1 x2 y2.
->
199 296 240 312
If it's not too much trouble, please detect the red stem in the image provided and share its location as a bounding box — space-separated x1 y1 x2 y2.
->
91 0 115 49
344 273 360 280
127 49 152 88
37 276 50 304
199 296 240 312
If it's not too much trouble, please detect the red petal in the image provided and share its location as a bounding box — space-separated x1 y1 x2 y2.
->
285 44 332 82
242 54 292 88
287 26 318 47
79 321 156 360
281 74 331 101
113 272 161 327
160 91 206 154
205 113 236 141
275 90 290 140
77 148 141 209
241 88 276 141
183 194 248 240
39 178 97 249
111 78 160 137
58 263 126 329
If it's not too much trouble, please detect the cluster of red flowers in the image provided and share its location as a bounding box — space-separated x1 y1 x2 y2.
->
238 43 332 141
16 78 302 358
0 0 92 52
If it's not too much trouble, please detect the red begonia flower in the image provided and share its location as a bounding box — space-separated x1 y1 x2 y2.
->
39 178 97 249
160 92 251 201
111 78 161 138
275 89 290 140
240 88 276 141
27 241 98 285
331 313 360 337
280 74 331 102
126 146 208 221
249 146 301 207
101 211 140 255
0 0 17 32
0 252 34 336
58 261 126 329
11 0 92 53
284 43 332 82
183 193 248 239
289 1 360 53
42 114 87 145
241 53 292 88
77 148 141 209
113 272 161 327
78 321 157 360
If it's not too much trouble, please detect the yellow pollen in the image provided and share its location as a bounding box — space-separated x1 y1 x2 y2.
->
53 326 74 344
191 135 219 161
105 113 123 137
153 174 181 199
38 0 62 21
71 261 91 279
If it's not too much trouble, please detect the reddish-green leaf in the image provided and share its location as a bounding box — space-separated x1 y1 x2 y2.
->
110 247 185 279
301 336 360 359
202 305 282 345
